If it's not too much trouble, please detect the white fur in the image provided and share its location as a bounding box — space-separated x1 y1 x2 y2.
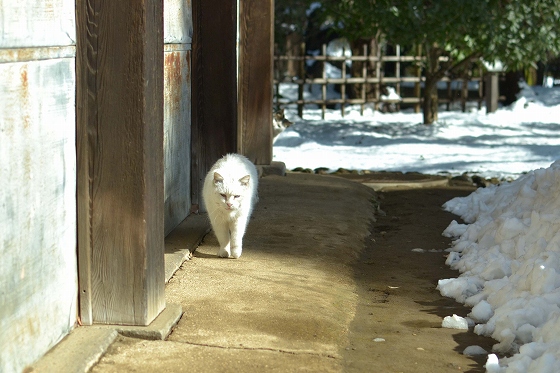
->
202 154 258 258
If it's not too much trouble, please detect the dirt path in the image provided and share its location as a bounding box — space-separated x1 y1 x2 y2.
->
344 185 496 372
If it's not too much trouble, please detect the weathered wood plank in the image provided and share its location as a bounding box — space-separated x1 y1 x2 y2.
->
0 58 77 373
0 1 75 48
238 0 274 164
191 0 238 211
76 0 165 325
164 49 192 235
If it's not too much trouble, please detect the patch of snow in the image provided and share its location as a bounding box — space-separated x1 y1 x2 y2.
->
463 345 488 356
442 314 469 330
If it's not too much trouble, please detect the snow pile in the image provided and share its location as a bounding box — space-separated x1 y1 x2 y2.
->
439 160 560 372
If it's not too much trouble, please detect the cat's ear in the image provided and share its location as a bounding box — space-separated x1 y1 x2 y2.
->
214 172 224 184
239 175 250 186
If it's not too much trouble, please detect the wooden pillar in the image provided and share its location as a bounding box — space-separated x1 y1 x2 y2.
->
238 0 274 165
76 0 165 325
191 0 238 211
485 73 499 114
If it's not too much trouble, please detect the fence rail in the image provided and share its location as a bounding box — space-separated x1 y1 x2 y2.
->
274 44 485 119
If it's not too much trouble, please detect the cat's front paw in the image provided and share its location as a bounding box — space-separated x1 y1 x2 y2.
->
230 247 242 259
217 247 230 258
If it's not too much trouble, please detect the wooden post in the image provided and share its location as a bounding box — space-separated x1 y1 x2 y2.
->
485 73 499 113
395 44 401 112
414 45 422 113
361 44 367 115
341 47 346 118
238 0 274 164
297 43 305 118
191 0 238 210
478 66 484 110
461 78 468 112
375 45 381 112
76 0 165 325
446 80 452 111
321 44 327 119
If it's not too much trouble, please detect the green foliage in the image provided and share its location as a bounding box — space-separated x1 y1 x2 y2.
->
321 0 382 42
380 1 493 55
488 0 560 70
274 0 317 50
317 0 560 71
274 0 560 123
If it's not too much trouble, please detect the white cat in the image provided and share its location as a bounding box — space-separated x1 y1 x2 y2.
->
202 154 258 258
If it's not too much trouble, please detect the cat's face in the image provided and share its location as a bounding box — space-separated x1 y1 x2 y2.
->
213 172 251 211
273 109 284 122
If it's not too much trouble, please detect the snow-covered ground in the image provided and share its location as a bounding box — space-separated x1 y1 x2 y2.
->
274 83 560 180
274 83 560 372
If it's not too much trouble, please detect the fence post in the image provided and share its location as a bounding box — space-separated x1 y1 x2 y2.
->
395 44 401 112
297 43 305 118
478 66 484 110
341 46 346 117
374 44 381 112
361 44 367 115
414 45 422 113
446 80 452 111
485 73 499 113
461 78 468 112
321 44 327 119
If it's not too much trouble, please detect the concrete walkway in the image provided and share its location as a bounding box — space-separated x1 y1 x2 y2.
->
35 172 492 372
91 173 377 372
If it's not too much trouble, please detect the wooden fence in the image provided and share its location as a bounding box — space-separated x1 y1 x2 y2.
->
274 44 485 119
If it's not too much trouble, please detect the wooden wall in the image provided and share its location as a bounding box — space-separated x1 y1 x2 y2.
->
0 2 77 372
164 0 193 235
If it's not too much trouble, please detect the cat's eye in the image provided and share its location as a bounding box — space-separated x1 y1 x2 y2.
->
234 195 240 199
220 193 227 198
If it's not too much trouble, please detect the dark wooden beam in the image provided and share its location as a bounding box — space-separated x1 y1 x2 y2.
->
191 0 238 211
238 0 274 165
76 0 165 325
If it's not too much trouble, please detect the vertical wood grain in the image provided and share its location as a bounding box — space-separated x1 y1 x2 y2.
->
238 0 273 165
76 0 165 325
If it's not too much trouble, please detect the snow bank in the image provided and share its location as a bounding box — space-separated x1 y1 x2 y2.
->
439 160 560 372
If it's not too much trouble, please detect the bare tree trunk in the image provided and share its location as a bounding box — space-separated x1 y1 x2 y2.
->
422 46 441 125
423 76 438 124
